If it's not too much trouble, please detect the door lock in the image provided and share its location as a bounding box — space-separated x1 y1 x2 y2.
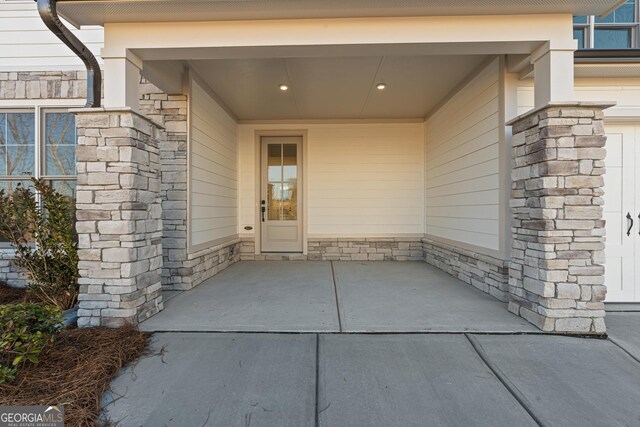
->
261 200 266 222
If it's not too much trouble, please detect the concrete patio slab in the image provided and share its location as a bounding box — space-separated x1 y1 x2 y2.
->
317 334 536 427
102 333 316 427
141 262 340 332
474 335 640 427
333 262 536 332
606 313 640 362
161 290 182 303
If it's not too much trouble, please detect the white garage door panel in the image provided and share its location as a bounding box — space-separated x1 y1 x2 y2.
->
604 126 639 302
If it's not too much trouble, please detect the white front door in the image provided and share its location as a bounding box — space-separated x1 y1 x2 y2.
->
603 125 639 302
260 136 303 252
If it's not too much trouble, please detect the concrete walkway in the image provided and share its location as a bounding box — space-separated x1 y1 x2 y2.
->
606 313 640 362
102 327 640 426
140 261 535 333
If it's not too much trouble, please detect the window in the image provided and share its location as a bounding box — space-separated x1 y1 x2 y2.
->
574 1 640 48
0 108 77 196
0 108 77 244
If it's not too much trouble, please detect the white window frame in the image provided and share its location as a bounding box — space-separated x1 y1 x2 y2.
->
0 100 82 249
574 1 640 48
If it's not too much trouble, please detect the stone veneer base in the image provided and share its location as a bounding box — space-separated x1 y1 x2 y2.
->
165 239 242 291
422 238 509 302
240 237 423 261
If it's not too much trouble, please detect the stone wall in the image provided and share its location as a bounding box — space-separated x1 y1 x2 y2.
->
508 103 609 334
240 237 423 261
0 251 28 288
0 71 87 100
138 79 190 290
183 240 242 289
423 238 509 302
75 108 164 327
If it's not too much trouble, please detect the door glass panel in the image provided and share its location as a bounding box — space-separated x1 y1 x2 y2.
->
267 144 282 181
265 142 298 222
267 182 283 220
282 144 297 181
282 182 297 220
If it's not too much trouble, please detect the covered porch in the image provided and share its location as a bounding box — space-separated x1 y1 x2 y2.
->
140 261 536 333
53 0 615 334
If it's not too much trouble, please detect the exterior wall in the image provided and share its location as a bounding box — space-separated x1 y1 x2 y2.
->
422 57 510 302
515 78 640 118
139 77 240 291
138 79 190 289
425 58 502 251
189 79 238 249
0 70 87 101
0 70 87 287
238 122 425 245
0 1 103 71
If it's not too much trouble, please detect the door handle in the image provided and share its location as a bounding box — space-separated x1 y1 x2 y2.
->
261 200 266 222
638 213 640 236
627 213 634 236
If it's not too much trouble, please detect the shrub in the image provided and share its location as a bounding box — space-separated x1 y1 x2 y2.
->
0 303 62 383
0 178 78 310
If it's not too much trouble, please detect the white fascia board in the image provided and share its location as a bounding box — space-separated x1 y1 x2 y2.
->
56 0 622 26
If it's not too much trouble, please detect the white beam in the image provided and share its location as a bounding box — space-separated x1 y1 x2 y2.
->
102 51 142 110
531 43 576 108
102 14 576 59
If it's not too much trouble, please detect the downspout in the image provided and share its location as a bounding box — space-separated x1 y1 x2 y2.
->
35 0 101 107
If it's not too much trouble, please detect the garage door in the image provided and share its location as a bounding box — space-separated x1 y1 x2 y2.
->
603 125 640 302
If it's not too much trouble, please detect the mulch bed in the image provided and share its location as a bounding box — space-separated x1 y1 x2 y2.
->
0 284 26 305
0 326 148 426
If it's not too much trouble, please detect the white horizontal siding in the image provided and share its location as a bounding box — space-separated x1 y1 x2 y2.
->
190 79 238 248
0 1 103 71
237 122 424 237
307 124 424 235
425 58 501 251
515 78 640 118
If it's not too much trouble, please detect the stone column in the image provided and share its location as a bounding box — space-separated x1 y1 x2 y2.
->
74 108 164 328
507 103 613 334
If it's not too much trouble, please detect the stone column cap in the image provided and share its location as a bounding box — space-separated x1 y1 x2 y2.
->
69 106 165 130
506 101 616 126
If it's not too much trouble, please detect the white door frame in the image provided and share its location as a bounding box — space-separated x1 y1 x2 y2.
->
254 129 308 254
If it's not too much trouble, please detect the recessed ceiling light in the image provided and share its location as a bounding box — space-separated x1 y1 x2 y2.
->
279 84 289 91
376 83 386 90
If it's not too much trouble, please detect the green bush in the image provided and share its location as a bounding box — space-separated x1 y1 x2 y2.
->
0 302 62 383
0 178 78 310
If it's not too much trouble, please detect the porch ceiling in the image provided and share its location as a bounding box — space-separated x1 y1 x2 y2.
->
186 54 488 120
58 0 624 26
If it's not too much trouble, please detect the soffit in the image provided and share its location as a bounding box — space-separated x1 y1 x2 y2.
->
57 0 625 26
574 63 640 78
186 54 488 120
